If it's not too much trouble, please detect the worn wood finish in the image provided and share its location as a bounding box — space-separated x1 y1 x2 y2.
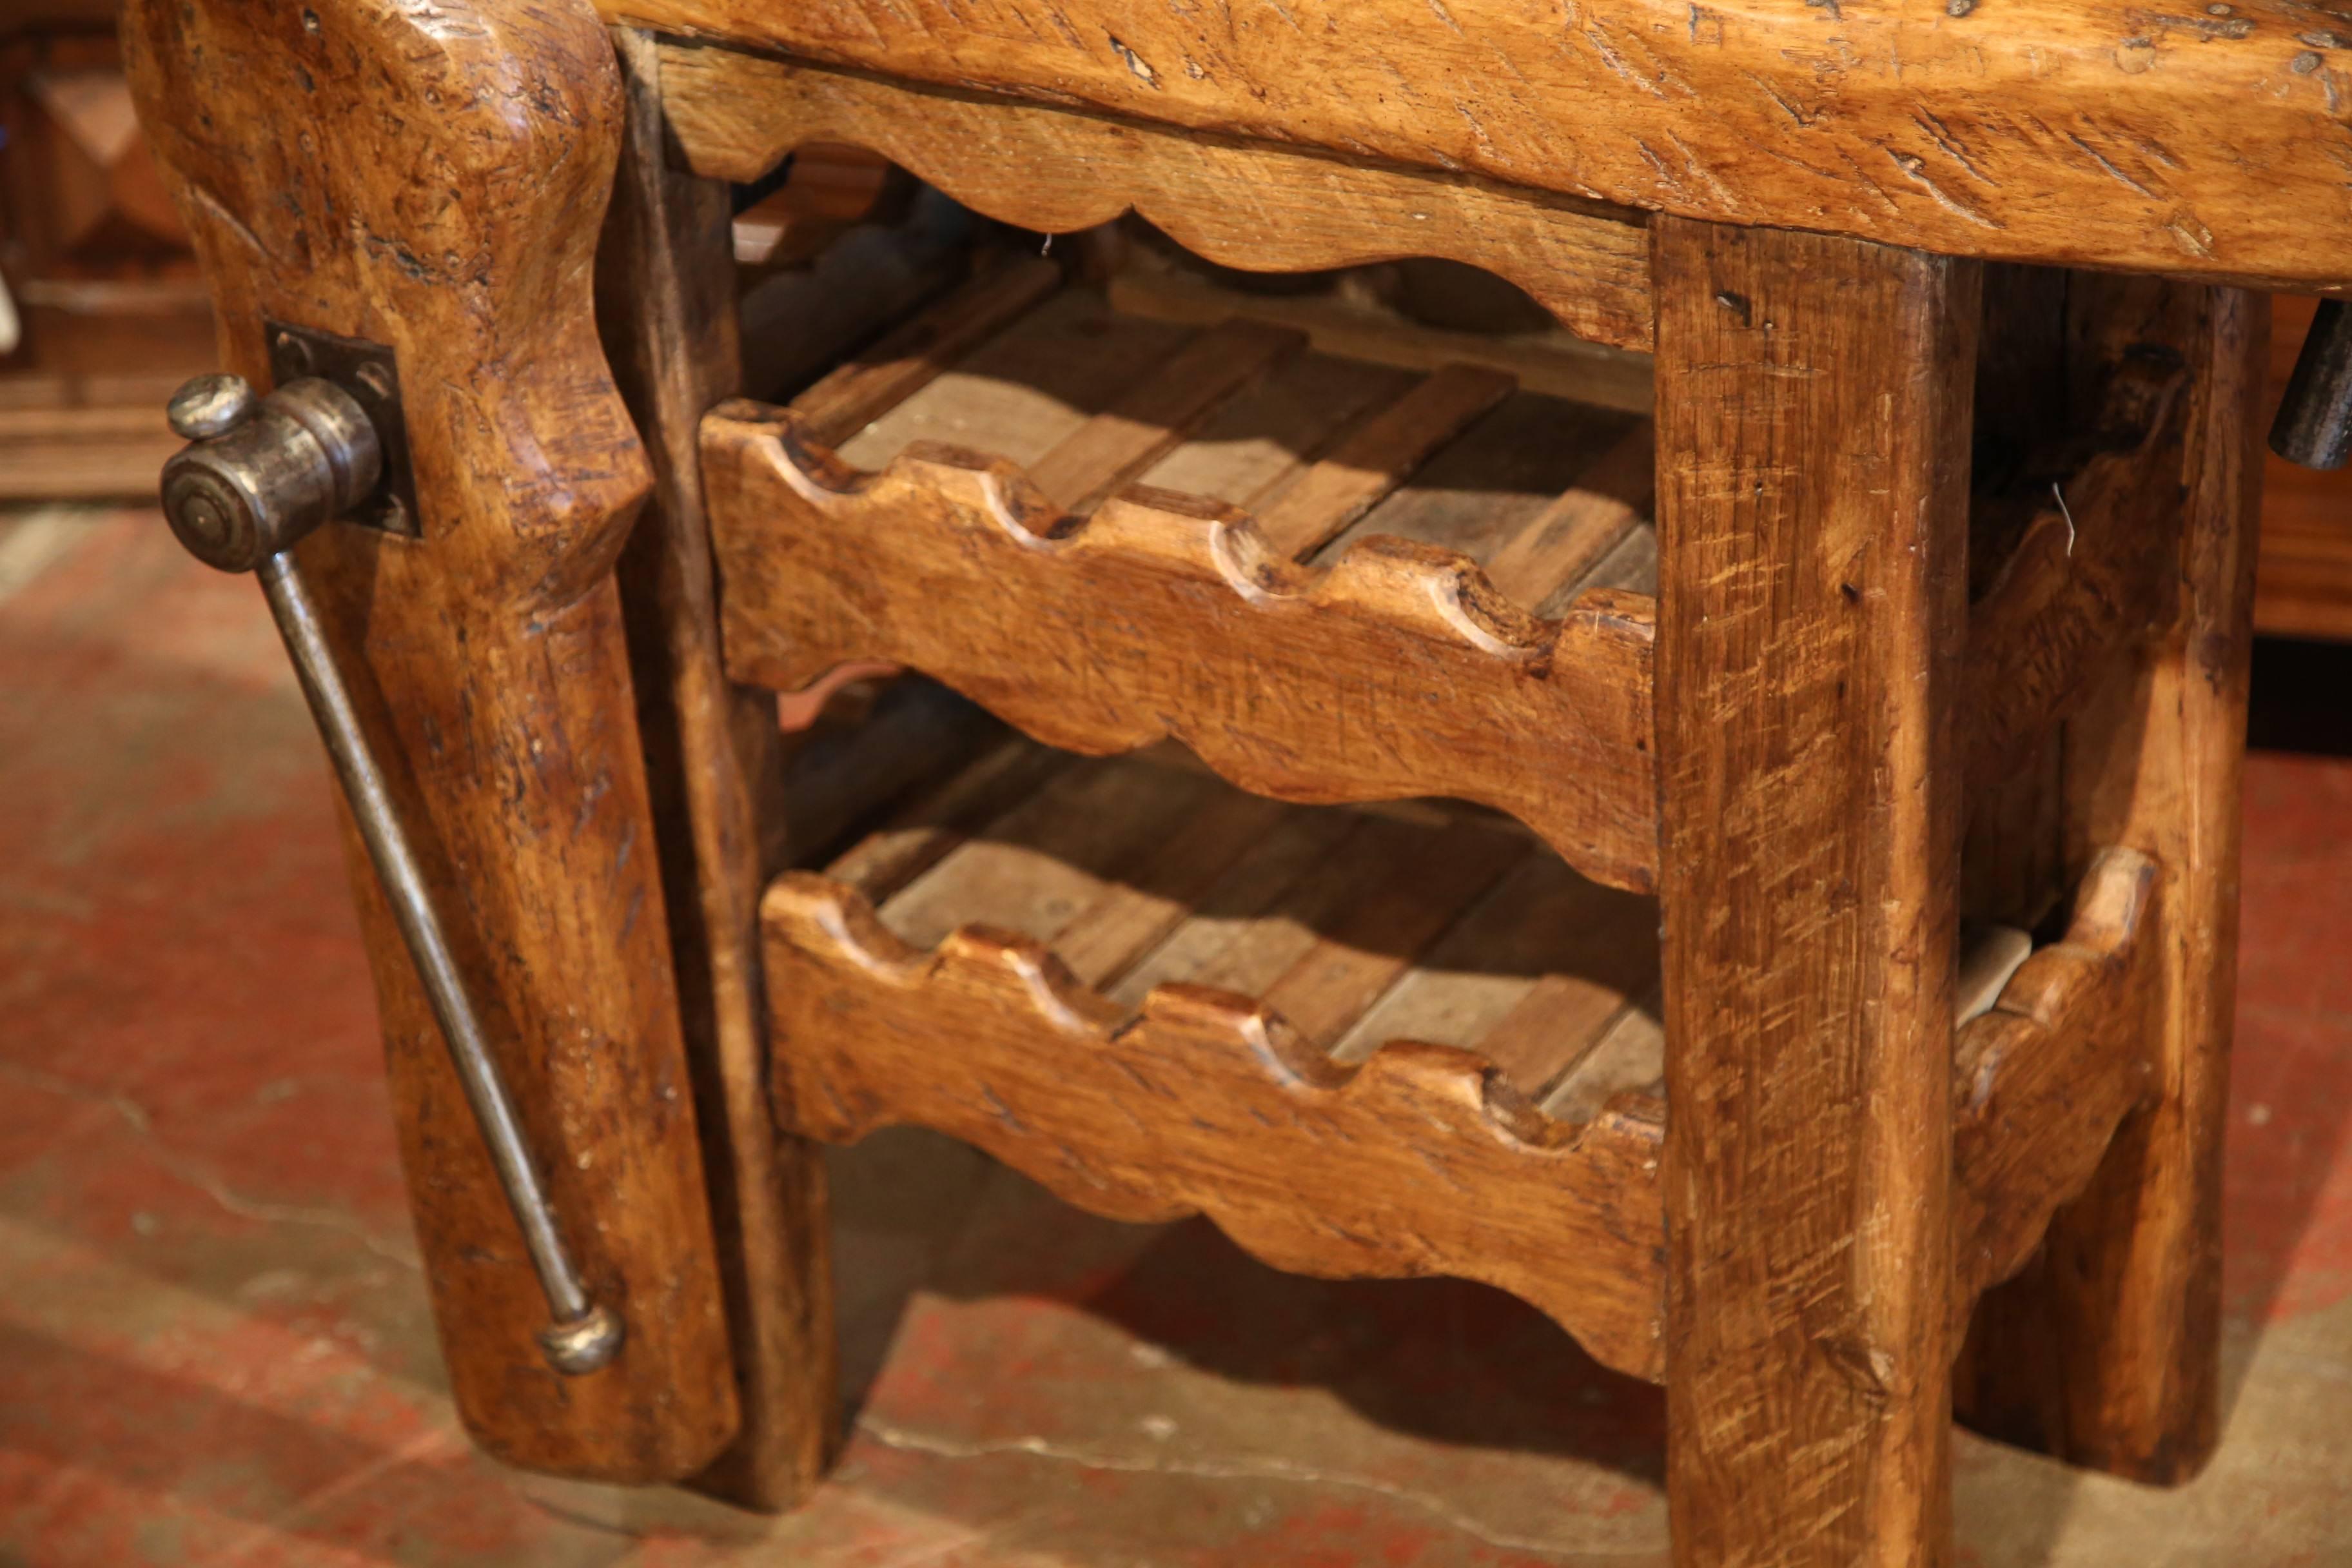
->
611 0 2352 291
763 744 1676 1382
1951 848 2161 1317
1963 330 2190 797
122 0 736 1481
654 46 1654 351
705 402 1660 893
765 867 1672 1378
1653 220 1976 1565
792 258 1066 449
1963 285 2266 1484
760 736 2168 1414
598 30 832 1509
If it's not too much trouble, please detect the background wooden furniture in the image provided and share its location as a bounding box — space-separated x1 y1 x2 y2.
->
0 21 208 499
122 3 2282 1562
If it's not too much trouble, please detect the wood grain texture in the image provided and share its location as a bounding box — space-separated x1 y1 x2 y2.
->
1951 848 2161 1317
121 0 736 1481
1963 284 2266 1484
757 736 2164 1416
598 30 832 1509
1964 335 2190 798
611 0 2352 291
1653 219 1977 1565
760 868 1674 1382
653 46 1654 350
703 402 1660 893
792 257 1064 449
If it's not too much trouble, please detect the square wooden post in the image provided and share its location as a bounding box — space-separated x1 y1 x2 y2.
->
1653 217 1980 1566
598 30 839 1509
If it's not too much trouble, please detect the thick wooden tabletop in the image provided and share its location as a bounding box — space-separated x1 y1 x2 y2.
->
602 0 2352 290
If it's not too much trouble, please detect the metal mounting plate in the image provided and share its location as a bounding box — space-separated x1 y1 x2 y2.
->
266 318 422 538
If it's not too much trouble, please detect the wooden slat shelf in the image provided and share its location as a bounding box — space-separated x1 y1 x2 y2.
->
707 266 2204 901
761 740 2164 1384
707 272 1663 893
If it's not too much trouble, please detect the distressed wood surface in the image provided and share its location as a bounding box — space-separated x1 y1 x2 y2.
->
705 402 1660 892
1950 847 2161 1317
763 745 1675 1382
758 738 2166 1414
654 46 1654 349
598 30 832 1509
609 0 2352 291
122 0 736 1480
766 868 1672 1378
1961 283 2266 1484
1653 219 1976 1565
1962 312 2190 797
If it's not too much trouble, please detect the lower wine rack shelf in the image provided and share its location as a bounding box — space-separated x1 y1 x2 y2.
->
764 743 2164 1383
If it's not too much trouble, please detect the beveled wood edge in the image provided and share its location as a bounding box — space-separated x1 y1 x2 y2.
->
1951 845 2163 1323
703 400 1661 893
651 43 1654 351
760 868 1672 1382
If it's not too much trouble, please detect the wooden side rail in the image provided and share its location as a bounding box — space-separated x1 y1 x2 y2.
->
763 867 1674 1382
758 812 2161 1388
1952 847 2163 1318
650 47 1653 351
705 402 1661 894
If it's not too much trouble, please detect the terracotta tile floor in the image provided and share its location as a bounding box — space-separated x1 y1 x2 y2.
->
3 505 2348 1566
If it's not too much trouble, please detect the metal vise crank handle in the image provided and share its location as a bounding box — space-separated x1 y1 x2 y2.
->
159 373 623 1377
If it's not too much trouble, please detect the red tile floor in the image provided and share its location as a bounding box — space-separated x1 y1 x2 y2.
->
3 505 2348 1566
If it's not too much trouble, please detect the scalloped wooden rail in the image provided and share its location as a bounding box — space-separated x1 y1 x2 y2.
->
760 870 1673 1382
704 402 1660 893
758 845 2161 1388
1952 846 2162 1322
652 46 1652 352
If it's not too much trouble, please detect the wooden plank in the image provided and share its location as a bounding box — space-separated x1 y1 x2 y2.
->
761 870 1671 1381
1484 418 1655 612
1315 391 1638 569
1251 819 1525 1046
1026 318 1306 514
789 257 1062 447
600 28 827 1507
1328 854 1652 1089
1135 351 1418 510
651 46 1655 351
834 289 1190 472
706 402 1661 892
879 758 1219 952
1539 999 1664 1126
624 0 2352 291
1048 788 1295 991
823 737 1072 905
1653 218 1977 1565
126 0 737 1481
1251 365 1515 560
1110 259 1655 413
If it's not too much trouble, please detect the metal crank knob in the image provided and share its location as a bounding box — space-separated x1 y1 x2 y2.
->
158 369 624 1377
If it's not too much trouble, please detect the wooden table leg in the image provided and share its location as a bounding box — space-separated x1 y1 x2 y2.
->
600 30 839 1510
1654 217 1979 1566
1961 284 2266 1483
122 0 738 1481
